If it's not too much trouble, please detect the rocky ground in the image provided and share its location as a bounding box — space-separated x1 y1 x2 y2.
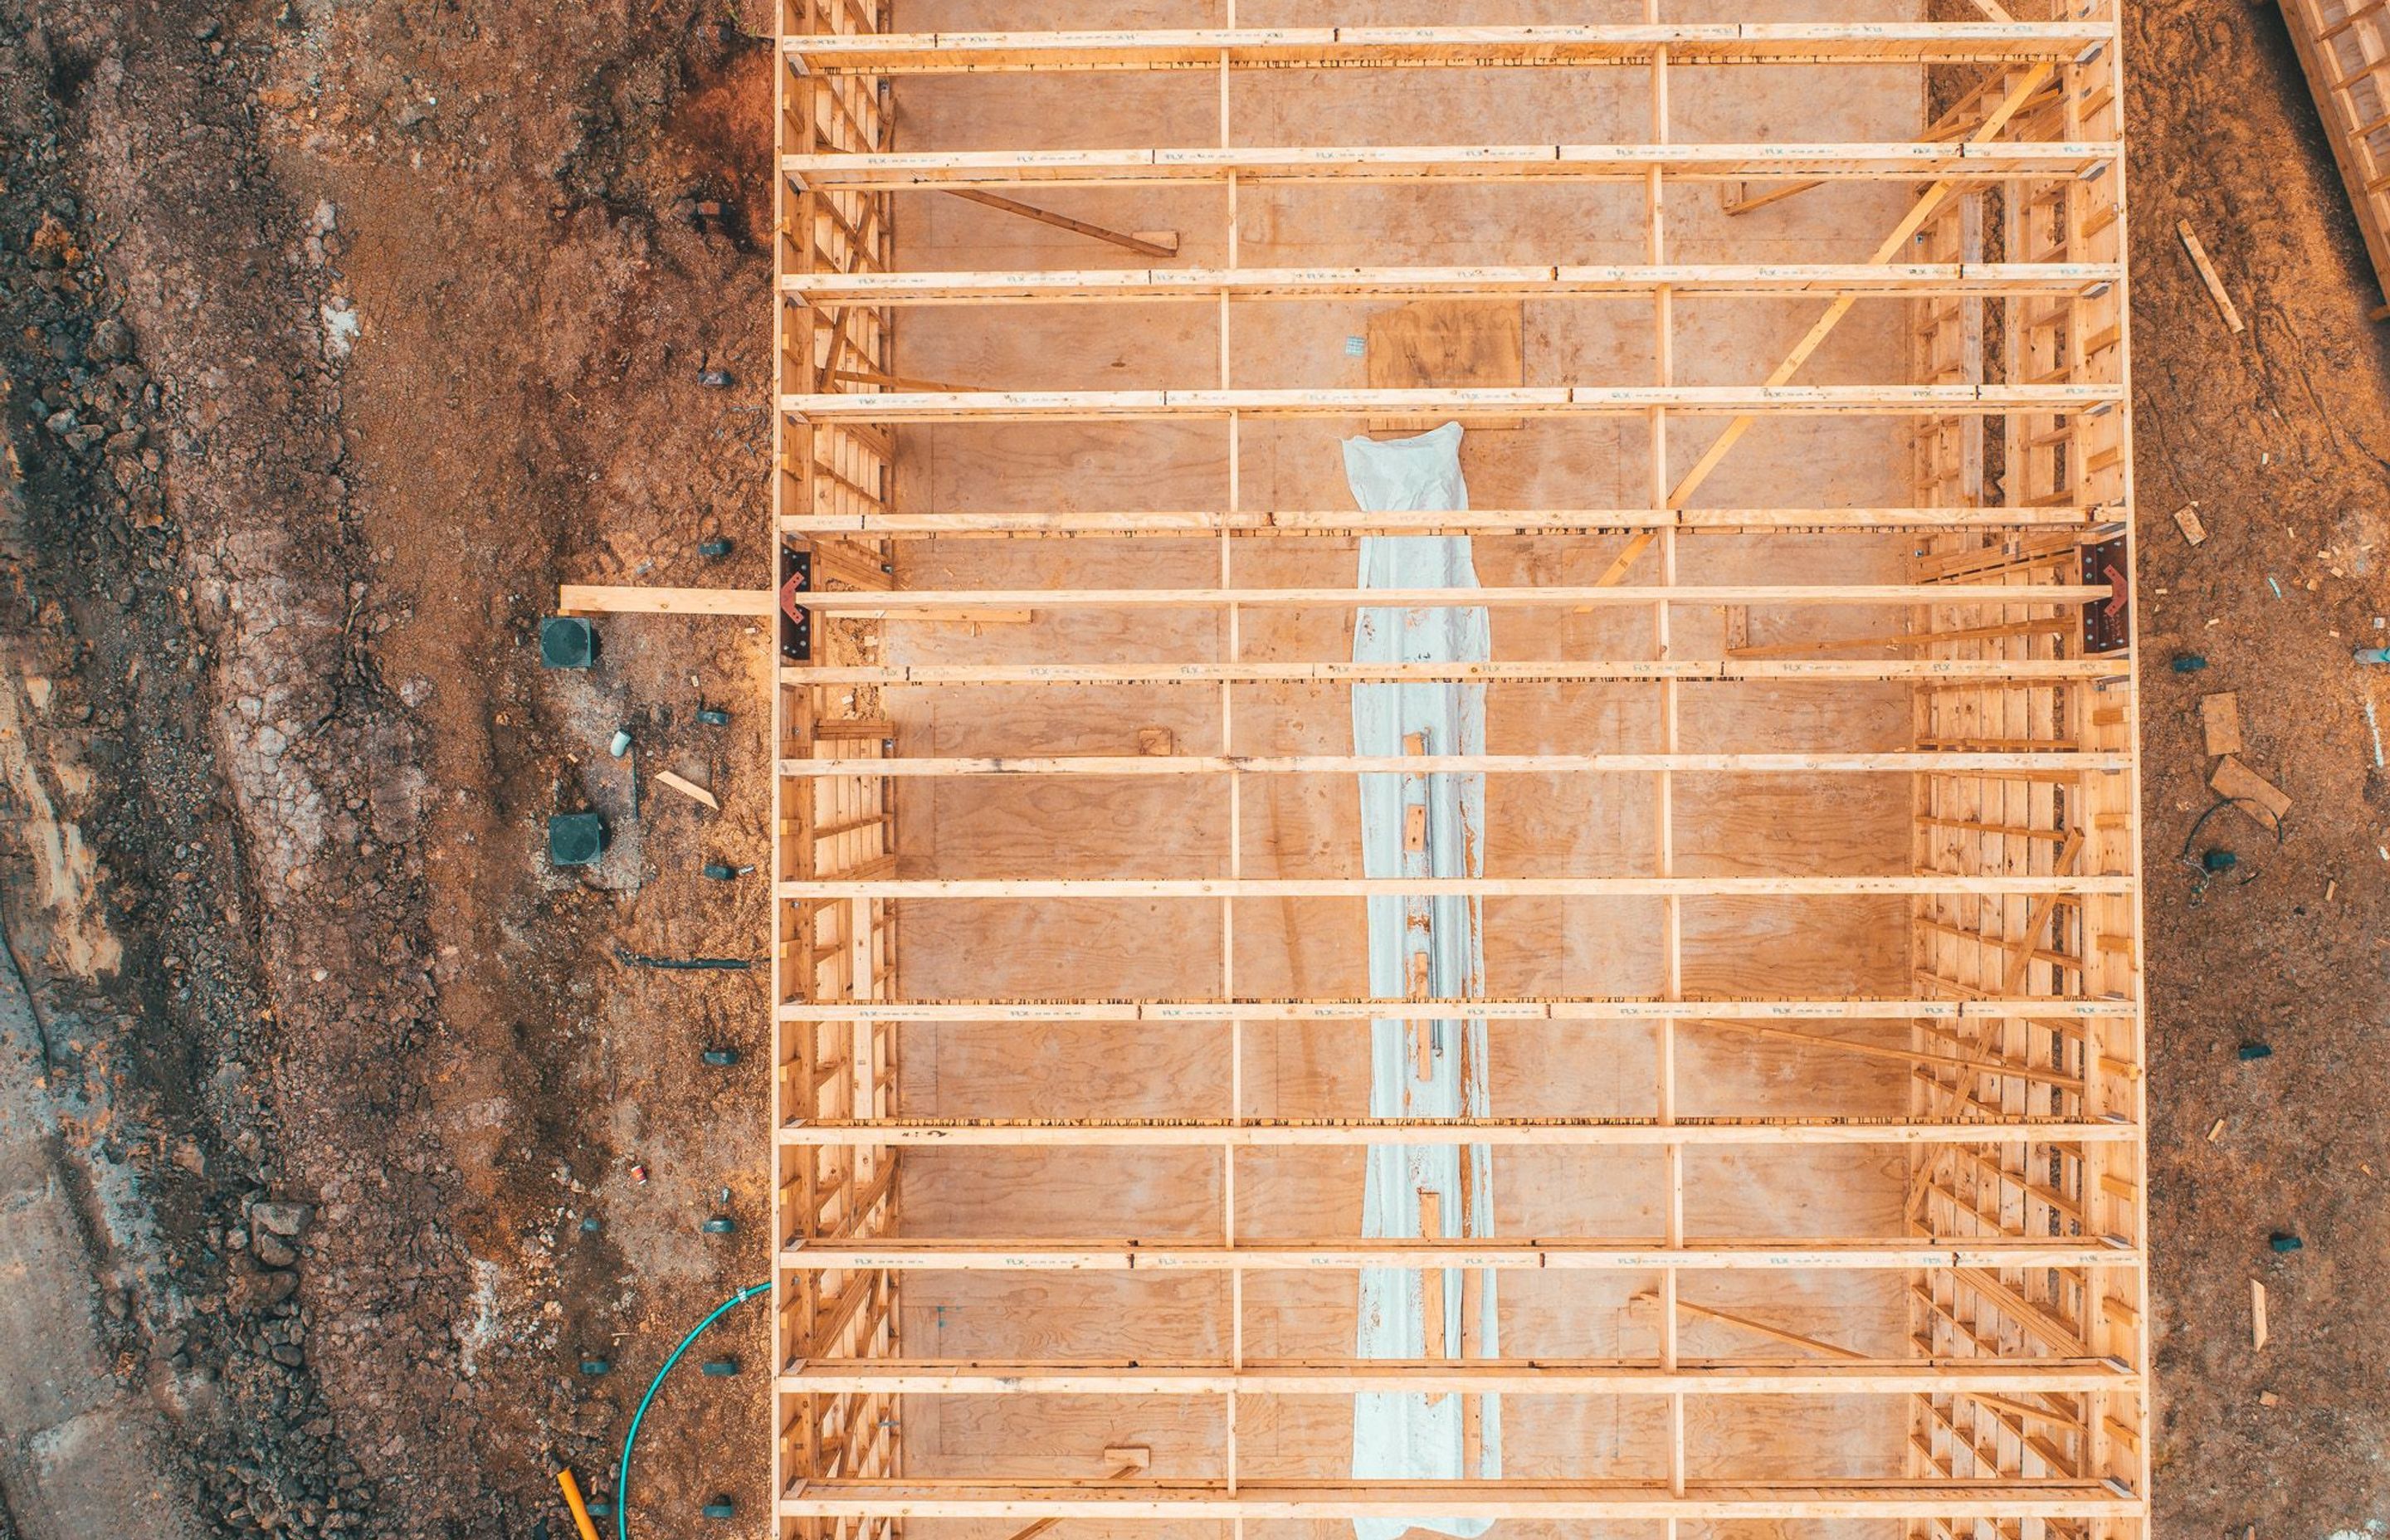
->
0 1 2383 1538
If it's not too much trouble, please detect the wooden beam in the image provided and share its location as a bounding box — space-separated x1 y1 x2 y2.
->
782 383 2123 421
776 505 2111 536
772 1118 2139 1148
773 1482 2144 1523
785 23 2117 75
788 581 2109 609
785 659 2119 685
781 142 2113 188
776 751 2130 777
775 875 2134 899
774 1359 2131 1396
783 262 2122 305
557 584 774 616
773 995 2135 1022
779 1238 2135 1271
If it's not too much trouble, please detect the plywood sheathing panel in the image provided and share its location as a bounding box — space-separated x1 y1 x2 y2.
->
768 2 2148 1535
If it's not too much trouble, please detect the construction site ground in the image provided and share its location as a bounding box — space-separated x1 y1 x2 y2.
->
0 2 2383 1538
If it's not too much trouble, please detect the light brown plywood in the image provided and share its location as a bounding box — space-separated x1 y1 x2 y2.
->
743 4 2151 1539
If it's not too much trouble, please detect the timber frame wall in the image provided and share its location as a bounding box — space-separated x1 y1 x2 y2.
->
2277 0 2390 311
764 5 2149 1539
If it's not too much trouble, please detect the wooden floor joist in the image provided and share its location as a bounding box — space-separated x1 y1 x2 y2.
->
783 262 2121 305
781 141 2115 188
772 1119 2139 1148
755 4 2150 1534
785 23 2117 75
778 1239 2134 1272
773 1482 2141 1522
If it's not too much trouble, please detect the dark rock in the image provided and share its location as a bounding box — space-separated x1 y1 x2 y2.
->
88 316 131 361
251 1201 311 1236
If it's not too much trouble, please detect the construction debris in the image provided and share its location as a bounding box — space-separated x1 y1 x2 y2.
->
2173 502 2209 546
2200 693 2244 756
614 948 749 972
2178 218 2247 333
654 769 718 810
2210 756 2292 826
2251 1279 2269 1350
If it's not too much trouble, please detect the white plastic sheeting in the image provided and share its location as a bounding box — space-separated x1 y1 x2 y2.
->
1344 423 1500 1540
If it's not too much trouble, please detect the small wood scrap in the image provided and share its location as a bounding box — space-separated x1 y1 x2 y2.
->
2200 692 2245 757
654 769 719 811
2177 218 2246 334
2259 1390 2281 1407
1136 726 1175 756
2210 755 2291 827
2173 502 2208 547
2207 1116 2227 1142
2251 1278 2270 1350
1366 300 1524 432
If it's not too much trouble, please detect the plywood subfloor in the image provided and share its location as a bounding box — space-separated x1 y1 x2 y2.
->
856 0 1938 1523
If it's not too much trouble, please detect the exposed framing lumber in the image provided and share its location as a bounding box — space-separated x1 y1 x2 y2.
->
778 505 2114 535
783 383 2123 420
783 262 2121 305
782 142 2115 189
773 1119 2137 1148
785 24 2117 75
774 1482 2140 1523
777 752 2130 777
782 1239 2134 1271
758 6 2150 1536
775 1361 2132 1396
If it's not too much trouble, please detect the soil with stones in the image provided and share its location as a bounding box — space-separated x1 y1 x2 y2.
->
0 1 2383 1538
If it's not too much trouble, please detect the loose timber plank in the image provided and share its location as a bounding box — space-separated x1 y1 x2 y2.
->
784 23 2116 74
558 584 774 616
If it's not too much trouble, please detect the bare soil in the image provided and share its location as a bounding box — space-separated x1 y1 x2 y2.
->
0 1 2382 1538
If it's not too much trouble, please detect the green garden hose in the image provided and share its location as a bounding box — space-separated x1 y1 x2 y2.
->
616 1280 770 1540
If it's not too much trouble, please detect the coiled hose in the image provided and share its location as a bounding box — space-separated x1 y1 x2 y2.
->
615 1280 771 1540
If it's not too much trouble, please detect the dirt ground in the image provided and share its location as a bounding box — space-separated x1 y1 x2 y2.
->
0 1 2383 1538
